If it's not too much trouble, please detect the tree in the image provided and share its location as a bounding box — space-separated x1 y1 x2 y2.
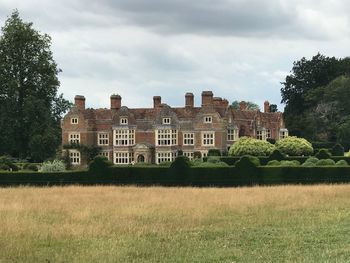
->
231 100 260 110
281 53 350 139
275 136 313 156
228 137 275 156
0 10 71 161
269 104 278 112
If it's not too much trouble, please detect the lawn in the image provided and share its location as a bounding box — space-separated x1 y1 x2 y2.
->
0 185 349 262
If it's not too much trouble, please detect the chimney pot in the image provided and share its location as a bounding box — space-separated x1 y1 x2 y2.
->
201 91 213 107
74 95 85 110
110 94 121 110
185 92 194 108
153 96 161 108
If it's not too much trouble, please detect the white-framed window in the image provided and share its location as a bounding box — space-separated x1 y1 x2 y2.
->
71 118 78 124
256 130 264 140
99 151 110 160
156 151 177 164
162 117 171 124
183 151 194 160
183 132 194 145
69 150 80 165
98 133 109 145
201 150 208 158
69 133 80 144
114 129 135 146
202 132 215 146
114 151 134 165
120 117 128 125
279 129 288 139
204 116 212 123
227 129 239 141
156 129 178 146
266 129 271 139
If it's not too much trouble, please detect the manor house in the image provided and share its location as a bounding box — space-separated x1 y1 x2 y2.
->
61 91 288 165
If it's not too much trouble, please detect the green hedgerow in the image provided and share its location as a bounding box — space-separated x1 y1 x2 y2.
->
335 160 348 166
267 160 280 166
304 157 319 164
279 160 300 166
316 159 335 166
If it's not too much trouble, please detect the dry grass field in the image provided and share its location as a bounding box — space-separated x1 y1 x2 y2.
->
0 185 350 262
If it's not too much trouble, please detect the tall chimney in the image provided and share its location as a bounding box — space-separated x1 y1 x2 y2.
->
74 95 85 110
185 92 194 108
110 94 121 110
239 101 247 111
201 91 213 107
153 96 161 108
264 101 270 113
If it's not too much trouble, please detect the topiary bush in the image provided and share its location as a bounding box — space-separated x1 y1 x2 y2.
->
267 160 280 166
170 156 192 170
316 159 335 166
229 137 275 156
315 149 331 159
89 156 113 173
269 149 285 161
40 160 66 173
275 136 313 156
304 157 319 164
279 160 300 166
335 160 348 166
208 149 221 157
331 144 344 156
235 155 260 168
193 151 202 159
302 161 316 167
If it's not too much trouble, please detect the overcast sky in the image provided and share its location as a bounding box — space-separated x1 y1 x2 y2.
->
0 0 349 110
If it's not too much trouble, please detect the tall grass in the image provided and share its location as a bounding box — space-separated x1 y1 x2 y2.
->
0 185 349 262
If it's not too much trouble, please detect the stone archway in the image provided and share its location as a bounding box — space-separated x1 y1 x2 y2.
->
137 154 145 163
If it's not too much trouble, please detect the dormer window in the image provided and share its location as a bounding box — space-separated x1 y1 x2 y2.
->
120 117 128 125
162 118 171 124
204 116 212 123
71 118 78 124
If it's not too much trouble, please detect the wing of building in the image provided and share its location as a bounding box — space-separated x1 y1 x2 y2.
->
61 91 288 166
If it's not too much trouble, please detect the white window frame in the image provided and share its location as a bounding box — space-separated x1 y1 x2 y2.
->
279 129 289 139
227 129 239 141
71 118 78 124
183 132 194 145
183 151 194 160
162 117 171 124
69 150 80 165
266 129 271 139
98 132 109 146
156 129 178 146
202 131 215 146
257 130 266 140
69 133 80 144
156 151 177 164
114 151 134 165
204 116 212 123
114 129 135 146
120 117 128 125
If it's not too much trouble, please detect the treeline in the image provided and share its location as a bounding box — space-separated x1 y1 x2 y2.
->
281 53 350 147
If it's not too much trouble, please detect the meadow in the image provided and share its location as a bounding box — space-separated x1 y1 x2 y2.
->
0 185 349 262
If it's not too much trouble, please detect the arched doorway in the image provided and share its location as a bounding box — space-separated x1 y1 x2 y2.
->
137 154 145 163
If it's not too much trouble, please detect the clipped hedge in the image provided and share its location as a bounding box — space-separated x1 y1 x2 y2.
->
275 136 313 156
229 137 275 156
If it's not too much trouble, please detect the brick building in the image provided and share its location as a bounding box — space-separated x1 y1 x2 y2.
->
61 91 288 165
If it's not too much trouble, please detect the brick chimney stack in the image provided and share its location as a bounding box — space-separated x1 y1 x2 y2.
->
110 94 121 110
153 96 161 108
264 101 270 113
74 95 85 110
201 91 213 107
239 101 247 111
222 99 229 108
185 92 194 108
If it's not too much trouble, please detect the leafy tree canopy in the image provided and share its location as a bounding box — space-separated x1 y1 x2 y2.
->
0 10 71 161
281 53 350 145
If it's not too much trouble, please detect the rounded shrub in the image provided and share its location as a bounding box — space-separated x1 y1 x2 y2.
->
0 164 10 171
235 155 260 168
304 157 319 164
315 149 331 159
193 151 202 159
170 156 191 170
331 144 344 156
267 160 280 166
89 156 113 173
279 160 300 166
335 160 348 166
40 160 66 173
316 159 335 166
229 137 275 156
269 149 285 161
302 161 316 167
275 136 313 156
